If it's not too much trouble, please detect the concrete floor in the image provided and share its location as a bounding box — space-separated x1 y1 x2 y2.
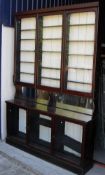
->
0 152 36 175
0 141 105 175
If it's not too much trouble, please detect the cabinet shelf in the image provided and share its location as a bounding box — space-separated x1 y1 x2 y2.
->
21 29 36 32
43 25 62 28
41 67 61 70
42 38 62 40
69 24 95 27
20 50 35 52
41 50 61 53
67 80 92 85
67 40 95 43
20 72 34 75
20 39 36 41
20 61 35 64
67 67 92 70
67 54 94 56
40 77 60 81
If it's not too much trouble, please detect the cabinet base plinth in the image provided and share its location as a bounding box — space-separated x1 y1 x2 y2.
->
6 137 93 175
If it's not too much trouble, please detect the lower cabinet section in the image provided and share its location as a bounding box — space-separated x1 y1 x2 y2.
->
6 100 95 175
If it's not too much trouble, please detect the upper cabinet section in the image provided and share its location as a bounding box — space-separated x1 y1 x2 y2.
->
14 3 98 97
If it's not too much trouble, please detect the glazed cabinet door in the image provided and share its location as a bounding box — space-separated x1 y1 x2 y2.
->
27 110 53 153
7 103 27 143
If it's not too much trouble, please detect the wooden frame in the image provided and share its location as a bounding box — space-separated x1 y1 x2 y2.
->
13 2 99 98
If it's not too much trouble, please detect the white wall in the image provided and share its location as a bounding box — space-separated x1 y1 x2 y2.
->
1 25 15 140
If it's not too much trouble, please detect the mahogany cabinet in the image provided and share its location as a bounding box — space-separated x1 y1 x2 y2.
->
6 2 99 175
6 98 94 174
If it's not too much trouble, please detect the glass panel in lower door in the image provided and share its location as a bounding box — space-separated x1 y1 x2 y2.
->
7 105 27 142
28 111 52 153
55 118 83 164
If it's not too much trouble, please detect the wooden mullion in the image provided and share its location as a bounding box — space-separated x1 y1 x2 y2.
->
62 12 69 90
38 118 51 127
26 109 29 144
36 139 51 148
15 19 21 83
60 12 67 92
92 7 99 100
63 135 81 154
36 15 43 86
34 15 37 86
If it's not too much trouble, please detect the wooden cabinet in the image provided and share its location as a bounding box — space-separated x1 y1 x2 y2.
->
6 99 95 174
6 2 99 175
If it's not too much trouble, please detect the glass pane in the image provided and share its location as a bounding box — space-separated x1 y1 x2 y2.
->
21 40 35 51
43 15 62 26
20 52 35 62
70 12 95 25
21 17 36 30
21 30 36 39
68 42 94 55
41 68 60 79
20 73 34 83
67 82 92 92
64 122 83 157
69 25 95 41
41 78 60 87
40 114 51 120
42 40 62 52
67 69 92 83
68 55 93 69
20 62 34 74
43 27 62 38
39 125 51 142
19 109 26 134
42 52 61 68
